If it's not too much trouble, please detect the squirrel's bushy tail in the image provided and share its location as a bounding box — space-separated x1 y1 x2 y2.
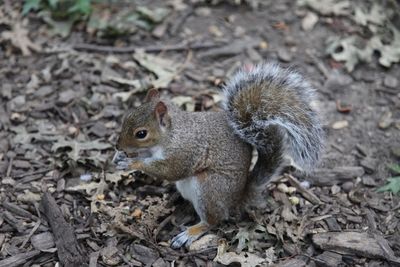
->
223 62 323 185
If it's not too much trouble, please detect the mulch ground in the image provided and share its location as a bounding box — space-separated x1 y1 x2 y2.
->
0 0 399 266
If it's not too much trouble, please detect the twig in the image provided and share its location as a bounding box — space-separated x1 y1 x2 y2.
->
306 50 330 79
73 41 225 54
13 167 52 179
284 174 322 205
6 157 13 177
3 201 37 220
169 8 193 35
20 219 41 249
154 214 173 240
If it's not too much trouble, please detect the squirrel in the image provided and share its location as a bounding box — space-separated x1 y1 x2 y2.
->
113 62 324 249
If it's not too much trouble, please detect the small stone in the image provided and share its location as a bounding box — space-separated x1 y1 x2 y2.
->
378 111 393 129
360 158 376 174
341 181 354 193
332 120 349 129
277 47 292 62
362 176 377 187
383 75 398 88
301 12 318 31
331 184 341 195
195 7 211 17
259 40 268 50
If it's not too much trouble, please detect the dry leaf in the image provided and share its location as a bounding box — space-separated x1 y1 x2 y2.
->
1 21 41 56
214 251 266 267
133 51 179 88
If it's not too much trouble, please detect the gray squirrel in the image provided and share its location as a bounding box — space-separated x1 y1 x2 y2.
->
114 62 324 248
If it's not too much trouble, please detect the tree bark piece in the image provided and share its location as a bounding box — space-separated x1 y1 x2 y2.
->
0 250 40 267
41 192 87 267
312 232 400 265
314 251 343 267
3 201 36 220
73 41 224 54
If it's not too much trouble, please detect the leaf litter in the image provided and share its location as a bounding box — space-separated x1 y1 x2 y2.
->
0 0 399 266
299 0 400 71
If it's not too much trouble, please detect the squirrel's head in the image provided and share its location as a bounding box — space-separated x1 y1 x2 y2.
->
116 89 171 156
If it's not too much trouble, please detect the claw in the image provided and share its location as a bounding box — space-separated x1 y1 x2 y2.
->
170 222 210 249
171 230 193 249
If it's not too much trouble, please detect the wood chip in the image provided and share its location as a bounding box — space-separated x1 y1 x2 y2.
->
41 192 86 267
312 232 400 263
0 250 41 267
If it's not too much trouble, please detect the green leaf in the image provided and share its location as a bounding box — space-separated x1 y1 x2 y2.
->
48 0 59 9
388 164 400 174
377 176 400 194
22 0 41 15
68 0 92 16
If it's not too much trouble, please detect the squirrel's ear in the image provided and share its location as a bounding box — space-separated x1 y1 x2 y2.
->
145 88 160 102
154 101 171 128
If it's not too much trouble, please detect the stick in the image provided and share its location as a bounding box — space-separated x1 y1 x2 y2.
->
13 168 52 179
285 174 322 205
0 250 40 267
73 41 225 54
20 219 41 248
41 193 87 267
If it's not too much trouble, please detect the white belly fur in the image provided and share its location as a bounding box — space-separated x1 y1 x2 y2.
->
175 177 201 216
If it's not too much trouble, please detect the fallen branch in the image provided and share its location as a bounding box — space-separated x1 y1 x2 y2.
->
73 41 225 54
41 192 87 267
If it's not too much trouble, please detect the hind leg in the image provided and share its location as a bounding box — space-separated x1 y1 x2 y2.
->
171 171 246 248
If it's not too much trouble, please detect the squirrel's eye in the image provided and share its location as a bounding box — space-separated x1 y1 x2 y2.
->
135 130 147 139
